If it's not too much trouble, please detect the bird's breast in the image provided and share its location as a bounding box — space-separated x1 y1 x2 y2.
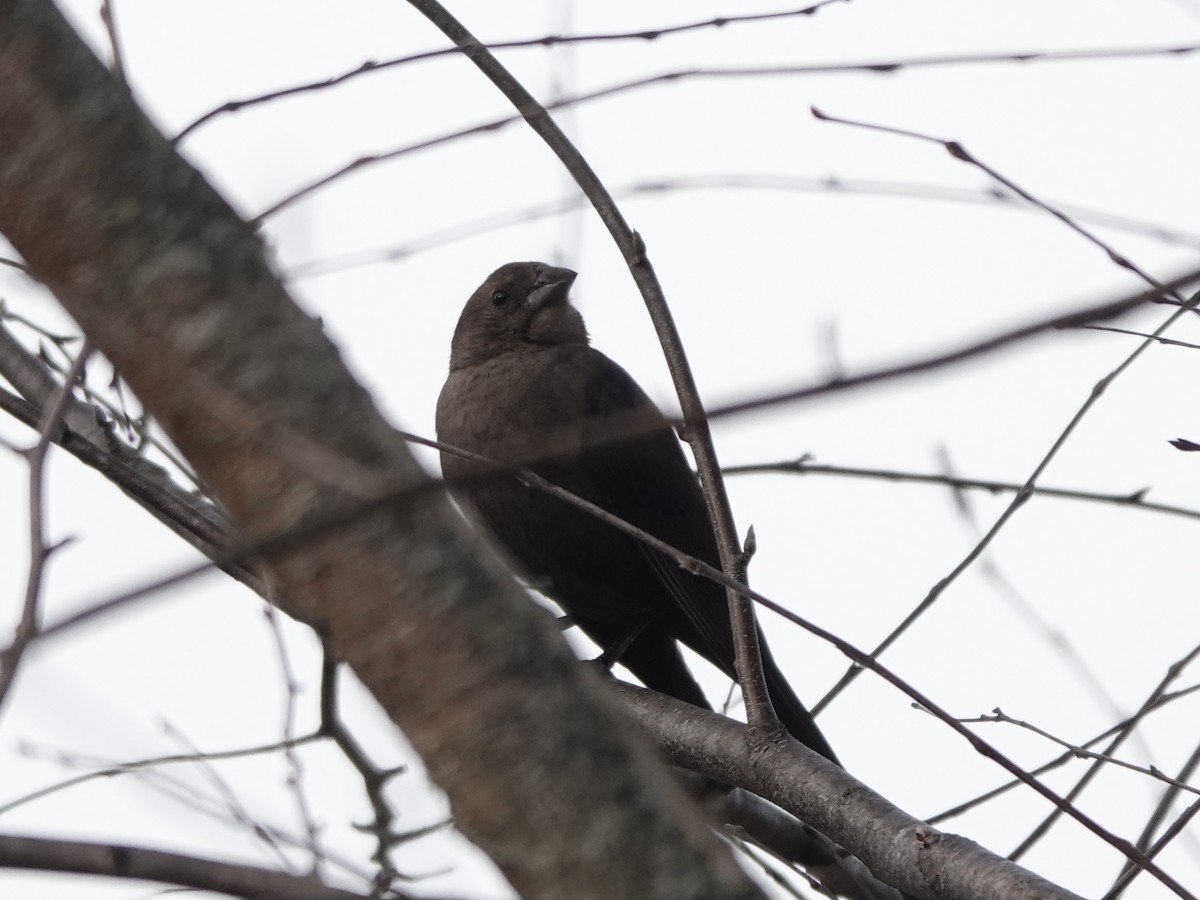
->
436 350 592 468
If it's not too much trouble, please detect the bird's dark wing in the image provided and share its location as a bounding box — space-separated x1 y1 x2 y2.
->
577 350 740 669
577 349 839 763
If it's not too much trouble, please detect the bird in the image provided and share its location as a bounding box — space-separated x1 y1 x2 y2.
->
436 261 838 764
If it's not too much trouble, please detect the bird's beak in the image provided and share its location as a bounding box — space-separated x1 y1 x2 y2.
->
526 265 577 308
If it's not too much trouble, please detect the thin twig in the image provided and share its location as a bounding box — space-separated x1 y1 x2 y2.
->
978 709 1200 797
1085 324 1200 350
318 653 410 896
171 1 844 141
724 459 1200 522
699 269 1200 423
933 445 1160 770
1009 641 1200 860
1119 739 1200 889
284 175 1200 281
263 598 324 876
0 340 91 719
160 719 293 869
1108 794 1200 899
0 733 323 817
811 107 1186 303
928 676 1200 825
178 37 1198 144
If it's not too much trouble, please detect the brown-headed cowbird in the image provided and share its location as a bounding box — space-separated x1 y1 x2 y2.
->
436 261 837 763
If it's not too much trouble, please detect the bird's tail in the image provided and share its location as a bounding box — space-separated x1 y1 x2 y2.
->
761 647 839 765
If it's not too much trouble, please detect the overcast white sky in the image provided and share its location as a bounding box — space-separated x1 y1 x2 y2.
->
3 1 1200 898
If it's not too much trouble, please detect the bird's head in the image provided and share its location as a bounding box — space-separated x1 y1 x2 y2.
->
448 261 587 370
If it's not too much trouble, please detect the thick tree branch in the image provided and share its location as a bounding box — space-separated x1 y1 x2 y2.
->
616 683 1087 900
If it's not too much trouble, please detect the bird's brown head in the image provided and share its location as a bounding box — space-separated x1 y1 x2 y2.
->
448 261 587 370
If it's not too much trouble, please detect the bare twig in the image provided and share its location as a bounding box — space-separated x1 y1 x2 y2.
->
1108 794 1200 899
1009 642 1200 860
724 458 1200 521
160 719 294 870
284 175 1200 281
0 302 75 343
317 653 411 896
702 267 1200 423
977 708 1200 797
175 2 848 141
178 36 1198 144
933 445 1160 769
0 733 322 817
1085 325 1200 350
264 598 325 876
1118 739 1200 891
0 339 91 719
811 107 1187 303
929 671 1200 825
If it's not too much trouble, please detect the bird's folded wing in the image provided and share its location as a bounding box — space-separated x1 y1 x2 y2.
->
579 357 739 675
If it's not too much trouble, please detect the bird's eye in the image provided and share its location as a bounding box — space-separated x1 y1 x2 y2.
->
491 290 509 307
